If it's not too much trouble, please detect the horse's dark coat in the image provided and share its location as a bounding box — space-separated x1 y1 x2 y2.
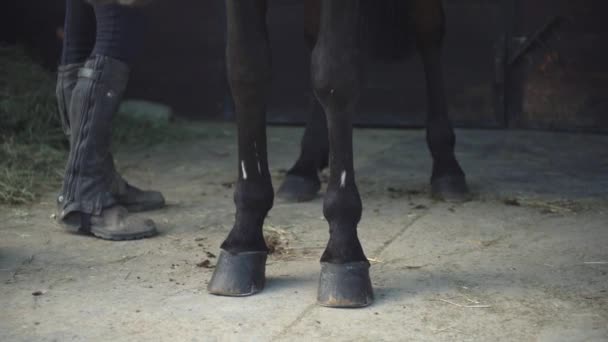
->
210 0 468 307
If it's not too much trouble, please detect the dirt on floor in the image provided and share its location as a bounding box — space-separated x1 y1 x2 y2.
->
1 124 607 341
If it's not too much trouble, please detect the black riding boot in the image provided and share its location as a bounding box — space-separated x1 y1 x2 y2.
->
56 61 165 213
56 63 83 138
57 55 157 240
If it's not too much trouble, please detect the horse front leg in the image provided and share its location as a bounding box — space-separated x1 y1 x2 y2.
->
277 0 329 203
313 0 373 308
208 0 273 296
412 0 469 201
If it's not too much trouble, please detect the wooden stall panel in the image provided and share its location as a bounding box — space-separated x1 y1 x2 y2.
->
514 0 608 132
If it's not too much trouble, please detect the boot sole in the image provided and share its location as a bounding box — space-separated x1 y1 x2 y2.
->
123 201 165 213
90 227 158 241
58 215 158 241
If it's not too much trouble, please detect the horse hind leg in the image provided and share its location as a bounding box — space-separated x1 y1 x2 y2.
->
276 0 329 203
276 96 328 202
411 0 470 201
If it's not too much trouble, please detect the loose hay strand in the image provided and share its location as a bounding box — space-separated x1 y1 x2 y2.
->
434 298 492 308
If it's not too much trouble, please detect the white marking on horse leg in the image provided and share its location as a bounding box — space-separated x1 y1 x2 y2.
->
254 142 259 157
253 142 261 174
241 160 248 180
340 170 346 188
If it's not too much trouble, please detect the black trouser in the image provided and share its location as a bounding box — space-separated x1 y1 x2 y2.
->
61 0 144 65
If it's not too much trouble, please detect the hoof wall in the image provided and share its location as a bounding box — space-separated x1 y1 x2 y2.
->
317 262 374 308
207 250 267 296
277 175 320 203
431 175 470 202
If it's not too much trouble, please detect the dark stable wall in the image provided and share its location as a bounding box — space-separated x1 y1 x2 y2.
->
265 0 508 128
127 0 228 119
1 0 228 119
1 0 65 69
3 0 608 132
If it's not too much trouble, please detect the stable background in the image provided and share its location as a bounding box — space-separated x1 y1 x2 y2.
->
3 0 608 133
2 1 608 340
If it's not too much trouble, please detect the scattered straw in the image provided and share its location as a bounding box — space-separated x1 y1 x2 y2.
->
433 298 491 308
367 257 384 264
502 196 586 214
264 224 295 257
430 325 463 334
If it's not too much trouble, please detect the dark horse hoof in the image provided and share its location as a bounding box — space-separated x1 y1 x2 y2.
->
207 250 267 296
431 174 470 202
276 174 320 203
317 262 374 308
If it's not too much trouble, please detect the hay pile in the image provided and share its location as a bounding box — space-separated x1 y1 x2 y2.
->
0 46 65 204
0 46 205 205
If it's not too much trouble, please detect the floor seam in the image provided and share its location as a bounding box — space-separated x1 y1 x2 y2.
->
271 303 316 341
371 212 426 258
371 201 467 258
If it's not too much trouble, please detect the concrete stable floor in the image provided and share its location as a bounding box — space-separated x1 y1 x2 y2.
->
1 123 607 341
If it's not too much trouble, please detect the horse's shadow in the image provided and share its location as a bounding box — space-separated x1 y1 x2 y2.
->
265 274 318 293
